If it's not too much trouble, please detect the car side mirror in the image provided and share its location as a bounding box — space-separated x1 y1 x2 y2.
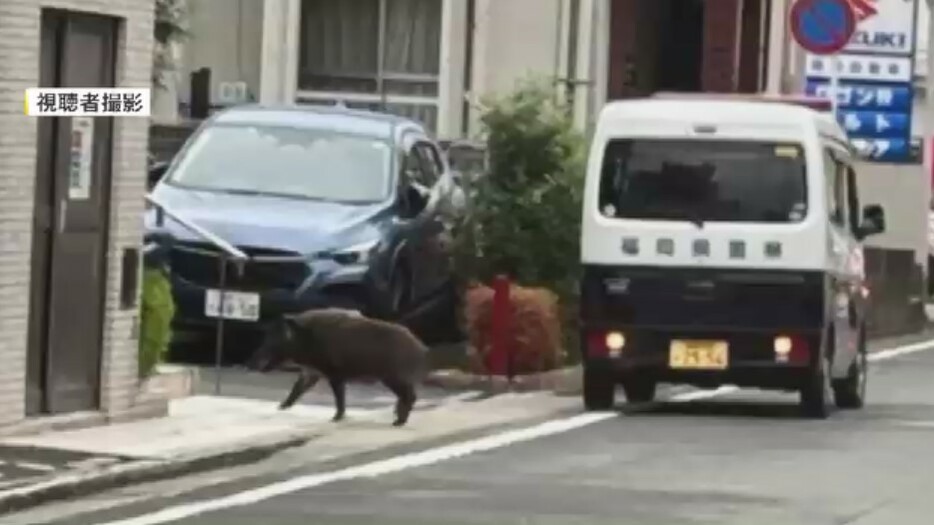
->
398 184 428 219
148 161 170 191
859 204 885 238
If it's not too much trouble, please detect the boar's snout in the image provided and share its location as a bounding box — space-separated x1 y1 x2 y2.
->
246 343 277 372
247 316 299 372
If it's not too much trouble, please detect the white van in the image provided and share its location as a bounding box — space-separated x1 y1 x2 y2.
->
579 94 886 418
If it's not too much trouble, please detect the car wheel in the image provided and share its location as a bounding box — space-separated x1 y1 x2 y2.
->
621 377 656 404
800 347 834 419
833 327 868 409
583 365 616 411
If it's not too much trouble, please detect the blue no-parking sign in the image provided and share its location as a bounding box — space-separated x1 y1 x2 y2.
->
790 0 856 54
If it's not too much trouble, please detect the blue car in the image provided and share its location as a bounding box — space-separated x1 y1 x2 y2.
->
144 104 465 344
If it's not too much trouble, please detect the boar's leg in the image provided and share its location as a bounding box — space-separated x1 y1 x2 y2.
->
327 376 347 422
279 372 320 410
383 379 417 427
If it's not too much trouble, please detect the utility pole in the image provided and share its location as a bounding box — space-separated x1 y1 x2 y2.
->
765 0 789 94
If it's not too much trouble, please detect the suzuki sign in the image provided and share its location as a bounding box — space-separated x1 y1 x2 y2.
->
845 0 918 55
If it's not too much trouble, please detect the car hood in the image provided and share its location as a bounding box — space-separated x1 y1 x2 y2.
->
146 183 393 255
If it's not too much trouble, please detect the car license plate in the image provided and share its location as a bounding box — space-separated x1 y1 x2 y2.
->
205 289 260 321
669 340 728 370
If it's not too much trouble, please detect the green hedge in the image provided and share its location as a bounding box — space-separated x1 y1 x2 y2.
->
451 78 587 361
139 267 175 378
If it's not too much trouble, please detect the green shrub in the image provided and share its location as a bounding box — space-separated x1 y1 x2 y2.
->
138 267 175 378
452 78 587 362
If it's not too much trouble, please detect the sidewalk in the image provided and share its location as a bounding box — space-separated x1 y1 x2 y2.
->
0 396 396 514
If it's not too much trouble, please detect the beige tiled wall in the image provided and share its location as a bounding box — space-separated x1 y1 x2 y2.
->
0 0 155 429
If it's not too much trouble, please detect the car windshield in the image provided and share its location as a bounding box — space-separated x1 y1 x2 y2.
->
598 139 808 224
166 123 394 203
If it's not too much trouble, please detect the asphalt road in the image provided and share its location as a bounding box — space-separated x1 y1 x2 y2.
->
20 338 934 525
0 447 127 490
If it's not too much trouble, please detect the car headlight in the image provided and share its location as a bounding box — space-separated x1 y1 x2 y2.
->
330 239 381 266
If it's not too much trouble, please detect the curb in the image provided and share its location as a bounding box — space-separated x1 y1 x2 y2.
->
0 428 317 515
426 366 582 396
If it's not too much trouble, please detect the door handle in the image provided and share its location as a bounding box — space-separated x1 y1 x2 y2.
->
58 200 67 234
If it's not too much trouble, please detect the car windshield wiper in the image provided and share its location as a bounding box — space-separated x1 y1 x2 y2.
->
219 188 264 196
687 211 705 229
218 188 324 201
650 208 705 229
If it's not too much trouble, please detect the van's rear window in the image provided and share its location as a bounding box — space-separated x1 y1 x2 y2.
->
598 139 808 224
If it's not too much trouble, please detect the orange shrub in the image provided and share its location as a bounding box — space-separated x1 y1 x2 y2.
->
464 283 564 376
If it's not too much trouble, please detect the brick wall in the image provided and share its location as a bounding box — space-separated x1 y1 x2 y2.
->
608 0 752 99
737 0 763 93
0 0 156 430
701 0 743 92
607 0 639 99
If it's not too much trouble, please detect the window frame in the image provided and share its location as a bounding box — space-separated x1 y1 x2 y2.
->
824 146 848 228
596 138 810 224
845 164 861 236
296 0 443 132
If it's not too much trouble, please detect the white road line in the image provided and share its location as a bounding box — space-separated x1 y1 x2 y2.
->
94 413 615 525
93 336 934 525
868 339 934 362
14 462 56 473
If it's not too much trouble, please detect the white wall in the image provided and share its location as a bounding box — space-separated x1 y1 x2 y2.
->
471 0 564 96
855 161 929 264
176 0 264 111
468 0 600 136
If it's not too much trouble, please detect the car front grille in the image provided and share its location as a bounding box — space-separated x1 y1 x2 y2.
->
169 242 311 292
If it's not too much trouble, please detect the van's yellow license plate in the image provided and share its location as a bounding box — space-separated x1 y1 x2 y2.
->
669 340 729 370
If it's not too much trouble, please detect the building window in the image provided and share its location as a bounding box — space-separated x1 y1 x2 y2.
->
297 0 442 131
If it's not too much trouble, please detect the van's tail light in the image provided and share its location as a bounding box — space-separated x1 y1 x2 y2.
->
587 330 625 358
774 334 809 365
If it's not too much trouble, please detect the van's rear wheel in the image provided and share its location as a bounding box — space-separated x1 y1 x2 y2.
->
583 366 615 411
800 353 834 419
834 327 868 409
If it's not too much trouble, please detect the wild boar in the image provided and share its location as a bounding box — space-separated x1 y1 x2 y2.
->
246 308 429 426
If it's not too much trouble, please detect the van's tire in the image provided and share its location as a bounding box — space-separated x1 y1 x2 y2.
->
800 352 834 419
621 377 656 404
583 365 616 411
833 327 868 409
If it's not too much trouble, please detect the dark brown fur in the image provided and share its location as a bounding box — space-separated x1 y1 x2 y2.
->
247 308 429 426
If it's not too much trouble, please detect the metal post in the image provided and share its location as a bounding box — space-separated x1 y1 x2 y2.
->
377 0 387 111
214 254 228 396
490 275 511 379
